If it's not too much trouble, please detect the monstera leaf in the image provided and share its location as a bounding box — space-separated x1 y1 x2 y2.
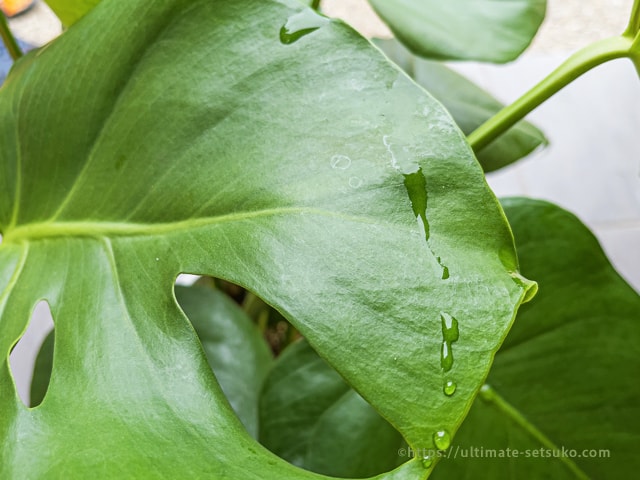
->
368 0 547 63
30 284 273 434
432 199 640 478
0 0 534 477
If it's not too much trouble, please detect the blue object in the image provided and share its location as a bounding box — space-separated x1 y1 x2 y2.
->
0 39 33 84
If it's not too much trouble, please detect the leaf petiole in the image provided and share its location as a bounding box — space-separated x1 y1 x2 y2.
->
625 0 640 37
0 12 22 61
468 35 634 152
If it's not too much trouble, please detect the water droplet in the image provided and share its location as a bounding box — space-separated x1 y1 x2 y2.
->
330 154 351 170
441 341 453 371
403 168 429 241
422 454 433 468
441 313 459 342
443 380 456 396
441 265 449 279
436 257 449 280
440 312 459 372
403 168 450 279
349 176 363 188
433 430 451 450
383 135 399 170
280 9 329 45
155 257 159 261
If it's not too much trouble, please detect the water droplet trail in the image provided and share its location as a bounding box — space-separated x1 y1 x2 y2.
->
440 312 459 372
402 167 449 279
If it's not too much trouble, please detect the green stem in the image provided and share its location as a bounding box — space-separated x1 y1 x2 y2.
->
626 0 640 36
311 0 321 11
468 36 634 152
242 291 268 321
0 13 22 61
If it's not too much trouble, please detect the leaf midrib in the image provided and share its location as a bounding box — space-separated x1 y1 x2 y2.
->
1 207 401 245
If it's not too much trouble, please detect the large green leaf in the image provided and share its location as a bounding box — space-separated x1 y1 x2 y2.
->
432 199 640 478
369 0 546 63
0 0 533 477
376 39 547 172
44 0 102 26
259 339 405 478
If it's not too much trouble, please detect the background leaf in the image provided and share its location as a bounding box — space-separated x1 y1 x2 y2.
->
174 284 273 438
0 0 531 476
44 0 102 26
376 39 547 172
29 328 54 407
259 339 406 478
432 198 640 478
368 0 546 63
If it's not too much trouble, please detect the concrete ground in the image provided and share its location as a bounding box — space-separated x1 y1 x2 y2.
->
4 0 639 404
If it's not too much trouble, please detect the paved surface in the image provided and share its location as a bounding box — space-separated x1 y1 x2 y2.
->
4 0 640 404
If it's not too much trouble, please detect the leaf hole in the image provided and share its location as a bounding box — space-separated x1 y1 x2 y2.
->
8 300 54 408
175 273 200 286
258 339 410 478
171 276 409 477
172 276 282 439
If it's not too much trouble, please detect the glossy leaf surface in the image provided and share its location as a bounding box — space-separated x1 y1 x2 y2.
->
377 39 547 172
260 340 406 478
369 0 546 63
0 0 531 477
432 199 640 478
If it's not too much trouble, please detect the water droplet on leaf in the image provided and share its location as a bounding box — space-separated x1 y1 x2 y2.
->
403 168 429 241
433 430 451 450
441 265 449 280
349 176 362 188
280 9 329 45
330 154 351 170
443 380 456 396
440 312 459 372
441 341 453 371
403 168 450 279
441 312 459 342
